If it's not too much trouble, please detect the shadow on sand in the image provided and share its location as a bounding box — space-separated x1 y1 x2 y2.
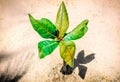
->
60 50 95 79
0 72 26 82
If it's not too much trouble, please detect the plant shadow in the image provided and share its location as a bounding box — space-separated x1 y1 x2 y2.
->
60 50 95 79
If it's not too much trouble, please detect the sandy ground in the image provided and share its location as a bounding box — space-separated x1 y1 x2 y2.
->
0 0 120 82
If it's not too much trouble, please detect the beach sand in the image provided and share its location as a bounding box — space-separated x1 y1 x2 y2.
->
0 0 120 82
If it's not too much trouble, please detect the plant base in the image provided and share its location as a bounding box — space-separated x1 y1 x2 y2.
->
60 61 73 75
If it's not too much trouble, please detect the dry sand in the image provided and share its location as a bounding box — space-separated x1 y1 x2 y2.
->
0 0 120 82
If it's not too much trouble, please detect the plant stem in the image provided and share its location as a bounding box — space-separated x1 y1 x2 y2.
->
60 61 73 75
63 61 67 72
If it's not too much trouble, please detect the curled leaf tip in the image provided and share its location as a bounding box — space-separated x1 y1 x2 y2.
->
62 1 65 4
39 54 45 59
28 14 35 21
28 13 32 17
28 13 30 16
61 1 66 8
83 19 89 25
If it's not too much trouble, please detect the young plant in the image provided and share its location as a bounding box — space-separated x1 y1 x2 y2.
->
29 2 88 68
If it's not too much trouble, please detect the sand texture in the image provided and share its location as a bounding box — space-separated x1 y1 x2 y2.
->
0 0 120 82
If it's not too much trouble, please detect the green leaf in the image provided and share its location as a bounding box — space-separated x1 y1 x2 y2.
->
64 19 89 41
55 1 69 38
38 40 59 58
59 41 75 67
29 14 57 39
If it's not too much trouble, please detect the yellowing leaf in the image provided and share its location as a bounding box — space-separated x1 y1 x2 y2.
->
59 41 75 67
38 40 59 58
55 1 69 39
64 19 89 40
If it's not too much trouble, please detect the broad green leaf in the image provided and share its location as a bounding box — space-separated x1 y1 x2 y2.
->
29 14 57 39
59 41 75 67
38 40 59 58
55 1 69 38
64 19 89 41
